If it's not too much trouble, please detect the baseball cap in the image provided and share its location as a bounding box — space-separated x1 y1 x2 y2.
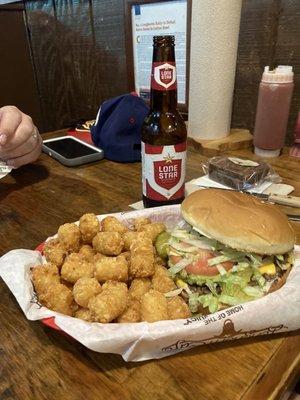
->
91 93 149 162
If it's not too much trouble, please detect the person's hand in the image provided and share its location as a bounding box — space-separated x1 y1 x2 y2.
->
0 106 42 168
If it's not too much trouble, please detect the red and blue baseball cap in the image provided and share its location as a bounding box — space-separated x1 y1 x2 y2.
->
91 93 149 162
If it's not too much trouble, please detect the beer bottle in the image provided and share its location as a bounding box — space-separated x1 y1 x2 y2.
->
141 35 187 208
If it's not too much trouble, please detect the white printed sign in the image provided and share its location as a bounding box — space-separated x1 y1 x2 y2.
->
131 0 187 104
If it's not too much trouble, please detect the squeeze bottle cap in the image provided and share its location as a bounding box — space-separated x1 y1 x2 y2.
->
262 65 294 83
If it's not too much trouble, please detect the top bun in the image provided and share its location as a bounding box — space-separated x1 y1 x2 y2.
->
181 189 295 255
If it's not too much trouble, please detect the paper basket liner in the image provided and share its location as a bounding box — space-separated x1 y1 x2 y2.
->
0 205 299 362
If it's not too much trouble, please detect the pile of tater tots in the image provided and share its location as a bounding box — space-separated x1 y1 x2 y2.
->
31 214 191 323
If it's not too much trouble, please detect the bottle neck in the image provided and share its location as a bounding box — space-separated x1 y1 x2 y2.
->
150 90 177 111
150 45 177 112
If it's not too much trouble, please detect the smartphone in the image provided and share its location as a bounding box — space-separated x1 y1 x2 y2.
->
42 136 104 167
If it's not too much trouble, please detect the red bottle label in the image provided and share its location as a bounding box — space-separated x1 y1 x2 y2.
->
151 62 177 91
142 142 186 201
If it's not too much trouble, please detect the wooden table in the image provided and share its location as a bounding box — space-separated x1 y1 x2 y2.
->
0 131 299 400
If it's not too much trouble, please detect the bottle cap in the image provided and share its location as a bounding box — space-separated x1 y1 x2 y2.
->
262 66 294 83
254 147 281 157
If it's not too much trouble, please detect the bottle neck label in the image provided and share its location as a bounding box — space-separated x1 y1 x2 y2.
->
151 62 177 91
142 141 186 201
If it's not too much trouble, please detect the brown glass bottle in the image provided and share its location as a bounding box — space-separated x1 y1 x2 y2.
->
141 35 187 208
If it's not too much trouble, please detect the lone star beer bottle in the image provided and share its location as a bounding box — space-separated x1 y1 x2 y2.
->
141 35 187 208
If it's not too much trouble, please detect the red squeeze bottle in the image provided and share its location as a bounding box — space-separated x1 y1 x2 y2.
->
253 65 294 157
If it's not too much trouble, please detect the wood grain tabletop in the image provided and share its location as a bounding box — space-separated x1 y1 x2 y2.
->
0 130 299 400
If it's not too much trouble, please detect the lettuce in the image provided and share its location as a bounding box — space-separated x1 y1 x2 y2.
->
183 273 220 286
243 286 264 298
275 254 284 261
198 294 219 313
168 258 192 277
208 255 232 266
221 268 253 287
188 293 201 313
216 264 228 275
205 280 218 296
221 248 247 262
220 282 252 300
248 254 263 267
218 294 244 306
252 269 266 288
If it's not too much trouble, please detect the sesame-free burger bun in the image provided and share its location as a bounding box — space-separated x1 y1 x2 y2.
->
181 189 295 255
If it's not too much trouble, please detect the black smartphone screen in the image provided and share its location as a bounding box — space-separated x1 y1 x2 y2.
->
44 138 99 159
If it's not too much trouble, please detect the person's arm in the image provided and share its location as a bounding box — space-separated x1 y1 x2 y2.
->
0 106 42 168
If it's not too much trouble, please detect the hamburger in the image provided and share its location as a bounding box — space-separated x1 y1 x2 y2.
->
155 189 295 314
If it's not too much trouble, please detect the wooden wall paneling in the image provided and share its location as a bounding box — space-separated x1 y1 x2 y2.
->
53 0 100 123
26 0 128 131
232 0 282 136
24 0 298 135
273 0 300 144
232 0 300 144
25 0 72 132
0 2 43 130
92 0 128 100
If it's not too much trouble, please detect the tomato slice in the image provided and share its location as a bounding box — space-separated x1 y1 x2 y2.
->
170 250 234 276
186 259 234 276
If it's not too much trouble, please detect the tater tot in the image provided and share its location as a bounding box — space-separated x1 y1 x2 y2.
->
119 251 131 263
94 255 128 282
92 231 124 256
93 253 105 263
61 253 94 284
101 280 124 291
117 299 141 323
39 283 74 316
32 213 177 322
141 290 168 322
167 296 191 320
130 237 155 278
88 281 128 323
79 213 100 243
133 217 151 231
57 223 81 253
73 277 102 308
138 222 166 243
151 265 176 294
123 231 138 251
101 216 128 234
129 278 151 301
31 263 60 294
123 231 147 251
43 239 67 267
75 308 94 322
78 244 95 262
